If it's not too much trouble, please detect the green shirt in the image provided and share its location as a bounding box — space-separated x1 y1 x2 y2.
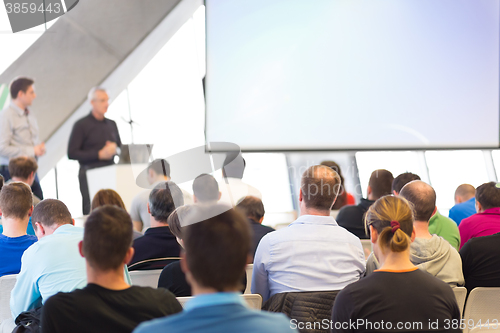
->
428 210 461 251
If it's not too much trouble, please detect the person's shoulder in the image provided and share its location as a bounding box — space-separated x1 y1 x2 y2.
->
245 310 294 331
133 311 185 333
44 289 83 309
130 285 177 300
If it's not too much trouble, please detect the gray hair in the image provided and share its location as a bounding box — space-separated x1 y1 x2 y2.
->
88 87 108 102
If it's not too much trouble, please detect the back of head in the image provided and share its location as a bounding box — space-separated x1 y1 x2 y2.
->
147 159 171 178
31 199 72 229
0 182 33 219
475 182 500 210
301 165 341 211
320 160 347 209
83 205 133 271
8 156 38 180
10 77 34 99
455 184 475 201
236 196 265 222
193 173 219 203
222 154 245 179
392 172 421 194
91 189 126 211
167 205 193 239
399 180 436 222
368 169 394 199
183 204 251 291
149 181 184 223
365 196 414 254
0 174 3 191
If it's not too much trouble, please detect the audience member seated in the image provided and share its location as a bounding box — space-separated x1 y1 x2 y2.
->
192 173 220 203
236 196 275 259
10 199 86 319
0 182 37 277
449 184 476 226
320 161 355 214
460 232 500 294
134 204 295 333
252 165 365 302
41 206 182 333
459 181 500 249
7 156 41 206
332 196 461 333
219 154 262 205
392 173 460 250
366 181 464 287
336 169 394 239
129 181 183 266
91 189 142 240
130 159 193 232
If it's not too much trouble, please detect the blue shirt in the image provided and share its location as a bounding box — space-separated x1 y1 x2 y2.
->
133 292 296 333
252 215 366 301
0 234 37 277
449 198 476 226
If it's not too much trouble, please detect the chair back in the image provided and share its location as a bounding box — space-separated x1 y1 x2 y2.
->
177 294 263 310
452 286 467 317
360 239 372 260
463 287 500 333
0 274 17 323
129 269 163 288
244 264 253 294
128 257 180 271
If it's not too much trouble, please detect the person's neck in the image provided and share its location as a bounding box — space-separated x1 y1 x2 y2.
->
1 216 29 238
378 249 415 271
86 263 130 291
367 194 377 201
11 177 29 185
299 206 330 217
150 219 168 229
91 109 104 121
191 282 239 296
13 99 27 111
414 220 432 239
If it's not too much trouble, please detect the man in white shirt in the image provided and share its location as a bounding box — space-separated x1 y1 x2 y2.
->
252 165 365 302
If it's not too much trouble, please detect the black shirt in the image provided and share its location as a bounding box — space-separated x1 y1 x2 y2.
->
41 283 182 333
336 198 374 239
130 226 181 265
332 269 461 333
460 232 500 294
68 112 121 168
248 218 275 259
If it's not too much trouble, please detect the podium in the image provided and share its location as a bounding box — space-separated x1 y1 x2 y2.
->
87 164 148 211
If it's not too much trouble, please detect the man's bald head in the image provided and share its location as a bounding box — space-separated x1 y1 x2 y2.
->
300 165 341 211
399 180 436 222
454 184 475 204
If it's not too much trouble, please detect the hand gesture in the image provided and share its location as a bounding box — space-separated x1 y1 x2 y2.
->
34 143 46 157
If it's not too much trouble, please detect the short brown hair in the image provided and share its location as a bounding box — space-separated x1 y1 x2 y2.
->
183 205 250 291
31 199 72 230
83 205 133 271
392 172 420 194
399 180 436 222
91 189 126 211
8 156 38 180
0 182 33 219
236 196 265 222
10 77 34 99
300 165 341 211
369 169 394 199
0 174 4 191
167 205 193 239
455 184 475 200
476 182 500 210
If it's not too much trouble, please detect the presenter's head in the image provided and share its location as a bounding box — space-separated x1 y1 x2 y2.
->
10 77 36 108
88 87 109 120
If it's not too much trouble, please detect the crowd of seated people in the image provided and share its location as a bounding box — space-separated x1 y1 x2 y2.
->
1 157 500 333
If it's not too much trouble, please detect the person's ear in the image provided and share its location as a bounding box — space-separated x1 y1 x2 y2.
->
258 216 264 224
180 251 189 274
124 247 135 265
476 201 483 213
218 192 221 200
34 222 45 238
71 218 75 226
431 206 437 217
27 206 34 217
367 186 372 196
78 240 85 258
147 203 150 214
0 207 3 217
369 225 378 244
299 189 303 202
193 195 198 203
410 226 416 242
392 190 398 197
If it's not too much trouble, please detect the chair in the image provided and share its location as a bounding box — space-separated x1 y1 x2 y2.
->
244 264 253 294
0 274 17 323
463 287 500 333
127 257 180 271
129 269 163 288
360 239 372 260
177 294 263 310
452 286 467 317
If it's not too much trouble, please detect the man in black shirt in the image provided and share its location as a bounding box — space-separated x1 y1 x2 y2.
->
41 205 182 333
68 87 121 214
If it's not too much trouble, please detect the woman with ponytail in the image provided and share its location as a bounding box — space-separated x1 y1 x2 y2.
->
331 196 460 332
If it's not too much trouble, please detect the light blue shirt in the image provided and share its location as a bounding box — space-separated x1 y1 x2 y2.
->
134 292 296 333
251 215 366 301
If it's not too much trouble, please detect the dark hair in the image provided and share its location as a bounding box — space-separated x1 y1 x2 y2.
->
320 161 347 209
0 174 4 191
476 182 500 210
365 196 414 254
8 156 38 180
0 182 33 219
301 165 341 211
149 181 184 223
183 205 250 291
147 159 170 178
167 205 193 239
10 77 34 99
193 173 219 202
31 199 72 230
369 169 394 199
455 184 475 200
222 154 245 179
236 196 265 222
91 189 126 211
399 180 436 222
83 205 133 271
392 172 421 194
